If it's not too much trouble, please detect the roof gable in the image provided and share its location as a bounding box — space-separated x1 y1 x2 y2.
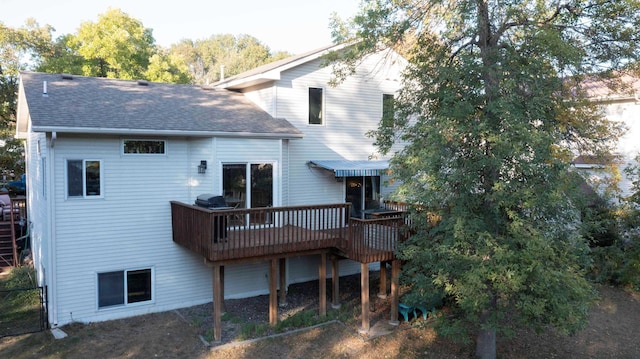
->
17 72 303 138
214 44 349 90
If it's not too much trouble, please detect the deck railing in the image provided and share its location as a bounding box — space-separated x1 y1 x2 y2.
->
171 201 407 263
170 201 407 263
348 217 407 263
170 202 350 262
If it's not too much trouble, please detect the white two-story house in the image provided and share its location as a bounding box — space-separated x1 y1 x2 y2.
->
16 44 407 337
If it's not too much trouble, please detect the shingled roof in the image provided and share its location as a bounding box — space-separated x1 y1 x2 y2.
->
16 71 303 139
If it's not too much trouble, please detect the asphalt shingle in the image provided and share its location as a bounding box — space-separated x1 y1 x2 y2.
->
20 71 302 138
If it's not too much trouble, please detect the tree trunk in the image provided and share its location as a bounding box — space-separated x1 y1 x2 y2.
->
476 321 496 359
476 292 498 359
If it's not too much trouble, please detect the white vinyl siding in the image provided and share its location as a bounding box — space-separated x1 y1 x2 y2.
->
264 54 403 207
594 102 640 198
26 132 50 289
50 136 213 325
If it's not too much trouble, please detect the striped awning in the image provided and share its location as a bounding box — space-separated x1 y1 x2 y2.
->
309 160 389 177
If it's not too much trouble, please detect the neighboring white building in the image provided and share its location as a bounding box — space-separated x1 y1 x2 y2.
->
16 45 406 328
577 75 640 199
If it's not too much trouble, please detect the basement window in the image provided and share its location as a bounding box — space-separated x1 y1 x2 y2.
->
98 268 153 308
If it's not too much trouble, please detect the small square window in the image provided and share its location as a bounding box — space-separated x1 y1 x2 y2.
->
67 159 102 198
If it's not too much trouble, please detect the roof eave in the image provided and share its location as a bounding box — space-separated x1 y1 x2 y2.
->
16 78 30 137
221 72 281 90
30 126 304 139
590 94 638 104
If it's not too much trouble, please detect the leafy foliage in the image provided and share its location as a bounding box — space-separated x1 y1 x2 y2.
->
169 34 290 85
0 20 54 178
38 8 159 80
334 1 640 357
589 155 640 291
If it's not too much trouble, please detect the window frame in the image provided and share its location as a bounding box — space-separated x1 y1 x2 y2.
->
122 139 167 155
382 93 395 121
96 267 154 310
221 162 276 209
308 87 325 125
66 159 103 199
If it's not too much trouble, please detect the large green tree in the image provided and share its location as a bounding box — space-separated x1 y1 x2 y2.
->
169 34 289 85
334 1 640 358
39 8 191 83
0 20 53 179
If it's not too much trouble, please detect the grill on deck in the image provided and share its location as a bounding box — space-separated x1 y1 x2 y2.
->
195 194 232 209
194 194 234 242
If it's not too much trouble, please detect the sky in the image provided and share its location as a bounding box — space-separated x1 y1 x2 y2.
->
1 0 361 54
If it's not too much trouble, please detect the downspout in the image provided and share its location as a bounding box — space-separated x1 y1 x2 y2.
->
48 132 58 326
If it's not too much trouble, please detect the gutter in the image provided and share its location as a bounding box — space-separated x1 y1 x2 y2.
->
30 126 304 140
47 132 58 326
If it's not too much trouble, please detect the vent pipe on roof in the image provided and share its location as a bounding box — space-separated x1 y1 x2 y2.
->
220 65 225 81
61 74 73 80
137 80 149 86
43 81 48 97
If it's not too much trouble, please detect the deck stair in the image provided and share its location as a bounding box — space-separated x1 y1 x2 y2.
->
0 221 16 268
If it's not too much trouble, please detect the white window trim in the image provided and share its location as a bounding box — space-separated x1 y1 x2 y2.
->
219 161 279 209
96 267 155 310
307 86 326 126
65 159 104 199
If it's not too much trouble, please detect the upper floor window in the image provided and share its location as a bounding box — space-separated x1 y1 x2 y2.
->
67 159 102 198
382 94 395 126
309 87 324 125
123 140 166 154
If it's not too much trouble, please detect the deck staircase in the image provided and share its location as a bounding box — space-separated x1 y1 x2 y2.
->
0 221 16 269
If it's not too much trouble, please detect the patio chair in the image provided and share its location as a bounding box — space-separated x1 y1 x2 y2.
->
398 303 415 322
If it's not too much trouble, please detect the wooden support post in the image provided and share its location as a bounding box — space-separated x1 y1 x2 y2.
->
279 258 287 307
220 265 226 312
269 259 278 325
360 262 370 333
319 252 327 316
212 264 223 342
331 255 341 309
389 259 400 325
378 260 388 299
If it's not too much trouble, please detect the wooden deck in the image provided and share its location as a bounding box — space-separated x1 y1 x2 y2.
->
170 200 408 342
170 201 407 264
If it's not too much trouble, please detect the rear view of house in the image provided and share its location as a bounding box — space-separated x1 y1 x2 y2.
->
15 45 407 336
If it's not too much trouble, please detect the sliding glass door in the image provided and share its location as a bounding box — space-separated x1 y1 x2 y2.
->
345 176 381 218
223 163 273 224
